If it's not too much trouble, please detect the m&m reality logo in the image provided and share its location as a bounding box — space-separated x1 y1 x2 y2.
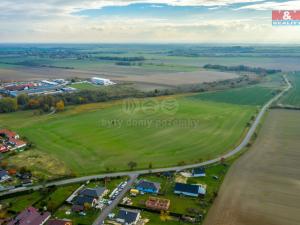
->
272 10 300 26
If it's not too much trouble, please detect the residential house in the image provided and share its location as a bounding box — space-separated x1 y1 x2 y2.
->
11 139 27 149
0 129 19 140
192 167 206 177
46 219 72 225
74 195 95 206
0 145 8 153
79 187 107 199
73 187 107 208
174 183 206 197
7 207 50 225
0 170 10 182
116 208 141 225
17 171 32 180
0 129 27 150
136 180 160 194
145 197 170 211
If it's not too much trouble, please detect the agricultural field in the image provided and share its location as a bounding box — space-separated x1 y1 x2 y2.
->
1 44 299 91
204 109 300 225
189 85 278 106
0 65 238 88
0 95 257 176
278 72 300 107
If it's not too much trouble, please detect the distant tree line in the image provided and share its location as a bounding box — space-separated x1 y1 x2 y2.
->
203 64 281 76
0 75 260 114
0 61 74 70
115 62 143 66
97 56 145 61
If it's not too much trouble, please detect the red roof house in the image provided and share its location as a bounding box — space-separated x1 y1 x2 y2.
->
0 129 26 149
46 219 72 225
0 145 8 153
7 207 51 225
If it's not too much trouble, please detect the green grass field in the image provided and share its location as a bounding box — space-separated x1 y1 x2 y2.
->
69 82 103 91
0 95 256 176
279 72 300 106
189 85 277 106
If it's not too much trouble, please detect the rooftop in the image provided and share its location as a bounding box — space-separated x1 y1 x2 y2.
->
7 207 51 225
117 208 140 224
46 219 72 225
174 182 200 195
136 180 161 192
79 187 106 198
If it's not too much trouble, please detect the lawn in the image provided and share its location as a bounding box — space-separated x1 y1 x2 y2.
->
69 82 103 91
142 211 187 225
35 184 80 212
0 96 256 176
279 72 300 106
189 85 277 106
0 184 79 215
0 192 43 213
55 206 100 225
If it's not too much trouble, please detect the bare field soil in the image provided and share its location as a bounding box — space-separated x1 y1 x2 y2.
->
204 109 300 225
0 66 237 86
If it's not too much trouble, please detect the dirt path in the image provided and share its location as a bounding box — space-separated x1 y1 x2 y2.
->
204 109 300 225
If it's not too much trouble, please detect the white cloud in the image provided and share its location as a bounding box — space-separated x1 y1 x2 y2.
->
237 0 300 10
0 0 267 16
0 1 300 43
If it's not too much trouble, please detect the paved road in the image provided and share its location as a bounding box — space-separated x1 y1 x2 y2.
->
0 76 291 198
92 174 138 225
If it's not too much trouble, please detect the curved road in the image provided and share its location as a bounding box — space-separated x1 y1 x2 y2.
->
0 76 291 198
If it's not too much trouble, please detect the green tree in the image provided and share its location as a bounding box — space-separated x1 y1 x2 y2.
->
17 94 29 106
0 97 18 113
39 95 55 112
128 161 137 170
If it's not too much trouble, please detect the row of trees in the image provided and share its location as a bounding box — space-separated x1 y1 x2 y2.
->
0 94 65 113
0 97 18 113
203 64 281 76
0 74 258 114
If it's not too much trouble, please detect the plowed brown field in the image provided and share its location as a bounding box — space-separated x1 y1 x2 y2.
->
204 109 300 225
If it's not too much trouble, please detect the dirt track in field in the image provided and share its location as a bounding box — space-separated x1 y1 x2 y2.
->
204 109 300 225
0 67 237 86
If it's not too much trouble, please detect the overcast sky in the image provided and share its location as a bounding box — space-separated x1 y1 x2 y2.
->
1 0 300 43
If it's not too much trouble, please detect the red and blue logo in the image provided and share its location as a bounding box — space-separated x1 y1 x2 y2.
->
272 10 300 26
